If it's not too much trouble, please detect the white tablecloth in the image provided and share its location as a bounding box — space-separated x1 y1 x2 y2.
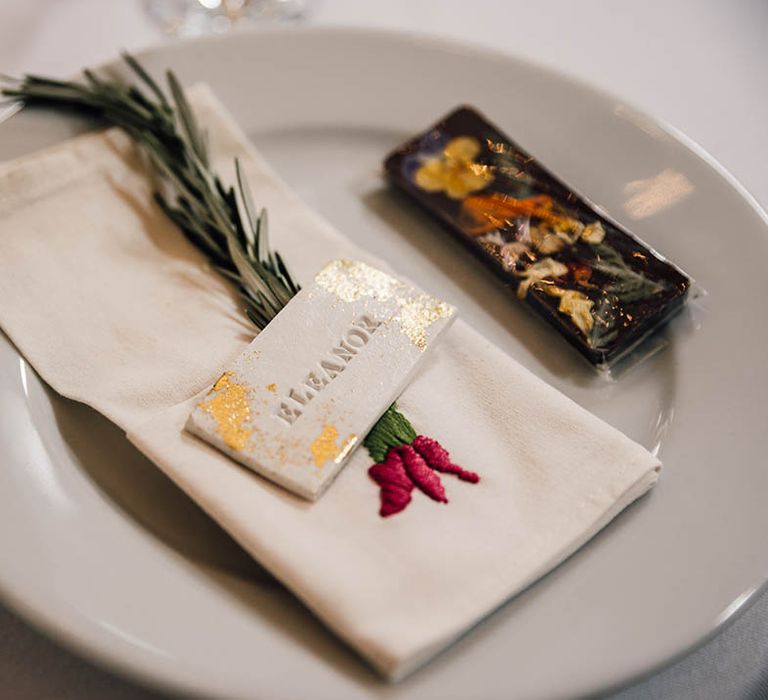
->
1 1 766 698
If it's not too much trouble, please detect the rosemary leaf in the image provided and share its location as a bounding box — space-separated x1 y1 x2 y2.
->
166 69 209 168
121 52 171 112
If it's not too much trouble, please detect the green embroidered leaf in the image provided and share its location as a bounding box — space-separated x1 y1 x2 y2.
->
363 404 417 464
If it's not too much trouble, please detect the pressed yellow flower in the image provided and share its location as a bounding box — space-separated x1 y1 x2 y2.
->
558 290 594 336
516 258 568 299
414 136 494 199
444 136 481 161
540 284 595 337
530 226 565 254
581 221 606 244
554 218 584 243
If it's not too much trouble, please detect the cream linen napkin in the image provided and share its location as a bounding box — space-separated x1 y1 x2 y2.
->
0 86 660 679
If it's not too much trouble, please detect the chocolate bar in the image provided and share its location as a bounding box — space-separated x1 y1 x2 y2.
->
384 107 690 368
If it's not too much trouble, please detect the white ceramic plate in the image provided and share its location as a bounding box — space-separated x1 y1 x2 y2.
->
1 27 767 700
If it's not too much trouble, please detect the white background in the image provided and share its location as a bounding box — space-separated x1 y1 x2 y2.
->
1 1 767 698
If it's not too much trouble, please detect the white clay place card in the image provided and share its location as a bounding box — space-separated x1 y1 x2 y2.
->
185 259 456 500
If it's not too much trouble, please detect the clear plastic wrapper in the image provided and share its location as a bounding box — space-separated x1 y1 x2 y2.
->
384 106 694 372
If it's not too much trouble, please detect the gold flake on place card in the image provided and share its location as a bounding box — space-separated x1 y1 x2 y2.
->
185 259 456 501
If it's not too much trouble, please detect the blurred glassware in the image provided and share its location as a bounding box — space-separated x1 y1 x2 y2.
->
145 0 304 36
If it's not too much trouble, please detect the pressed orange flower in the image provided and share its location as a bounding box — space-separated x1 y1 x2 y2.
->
460 192 583 238
571 263 596 289
414 136 494 199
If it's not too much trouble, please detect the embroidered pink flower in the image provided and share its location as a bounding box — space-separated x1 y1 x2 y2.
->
412 435 480 483
399 444 447 504
365 404 479 518
368 449 414 517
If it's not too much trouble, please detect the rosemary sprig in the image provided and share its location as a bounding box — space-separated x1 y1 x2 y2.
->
1 56 423 468
1 54 300 331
